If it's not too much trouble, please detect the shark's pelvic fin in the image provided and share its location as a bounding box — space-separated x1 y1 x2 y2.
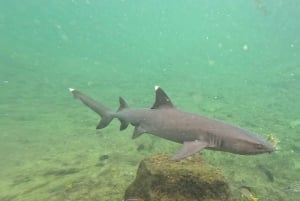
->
151 86 174 109
172 140 208 160
132 125 147 139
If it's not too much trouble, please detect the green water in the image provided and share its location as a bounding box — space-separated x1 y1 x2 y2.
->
1 1 299 200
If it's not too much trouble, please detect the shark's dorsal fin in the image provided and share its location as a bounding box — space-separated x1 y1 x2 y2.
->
118 97 128 111
151 86 174 109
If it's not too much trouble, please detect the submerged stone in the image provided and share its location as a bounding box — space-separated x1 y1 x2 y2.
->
124 154 234 201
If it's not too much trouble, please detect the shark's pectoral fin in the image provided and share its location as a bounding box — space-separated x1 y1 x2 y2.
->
132 125 147 139
172 140 208 160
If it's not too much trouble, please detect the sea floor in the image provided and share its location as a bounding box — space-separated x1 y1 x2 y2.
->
1 77 300 201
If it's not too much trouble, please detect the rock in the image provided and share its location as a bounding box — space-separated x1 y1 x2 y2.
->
124 154 234 201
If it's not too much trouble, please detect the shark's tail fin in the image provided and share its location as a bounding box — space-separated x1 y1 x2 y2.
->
69 88 113 129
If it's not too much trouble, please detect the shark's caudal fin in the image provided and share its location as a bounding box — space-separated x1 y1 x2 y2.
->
69 88 113 129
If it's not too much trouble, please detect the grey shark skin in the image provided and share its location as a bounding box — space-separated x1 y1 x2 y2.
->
69 86 273 160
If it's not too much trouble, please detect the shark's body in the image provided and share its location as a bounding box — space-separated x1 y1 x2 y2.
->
69 86 273 160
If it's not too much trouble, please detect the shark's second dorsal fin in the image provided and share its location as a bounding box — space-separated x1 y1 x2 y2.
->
151 86 174 109
118 97 129 130
118 97 128 111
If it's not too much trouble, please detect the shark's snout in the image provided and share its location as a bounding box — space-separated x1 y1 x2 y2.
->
264 142 275 153
253 139 274 154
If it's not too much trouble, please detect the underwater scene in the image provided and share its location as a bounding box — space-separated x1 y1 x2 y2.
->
0 0 299 201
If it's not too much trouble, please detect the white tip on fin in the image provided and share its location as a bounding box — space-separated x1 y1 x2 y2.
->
69 88 75 92
155 85 160 91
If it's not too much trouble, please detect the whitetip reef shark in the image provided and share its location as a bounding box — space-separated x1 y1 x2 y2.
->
69 86 273 160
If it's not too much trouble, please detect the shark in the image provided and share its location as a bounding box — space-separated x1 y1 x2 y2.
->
69 86 273 160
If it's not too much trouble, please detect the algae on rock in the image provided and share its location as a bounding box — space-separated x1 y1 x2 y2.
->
124 154 234 201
